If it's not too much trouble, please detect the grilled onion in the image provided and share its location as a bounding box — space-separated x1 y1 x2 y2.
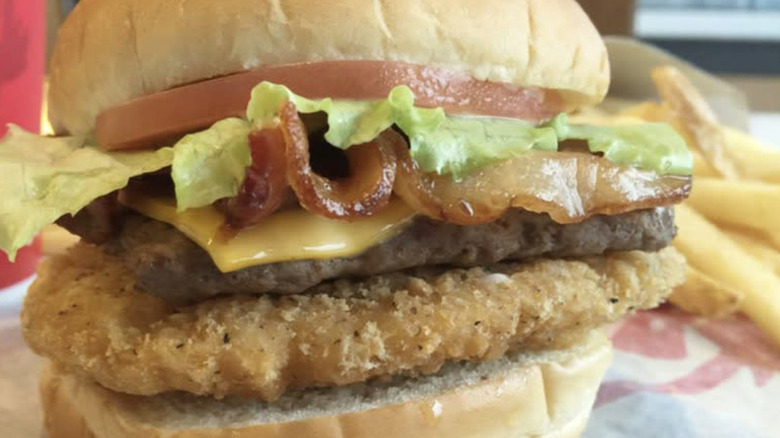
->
392 134 691 225
280 102 397 220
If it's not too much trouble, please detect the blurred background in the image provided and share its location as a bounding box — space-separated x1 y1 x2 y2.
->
578 0 780 112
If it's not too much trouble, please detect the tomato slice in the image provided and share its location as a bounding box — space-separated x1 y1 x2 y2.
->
96 61 564 151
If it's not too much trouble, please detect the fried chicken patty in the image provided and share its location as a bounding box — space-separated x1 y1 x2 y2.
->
22 243 685 400
106 207 676 303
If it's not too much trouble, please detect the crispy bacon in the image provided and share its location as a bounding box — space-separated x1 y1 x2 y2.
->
220 127 289 229
279 101 397 220
392 137 692 225
221 114 690 230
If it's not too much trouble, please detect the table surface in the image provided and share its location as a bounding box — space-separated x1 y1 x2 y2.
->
2 115 780 438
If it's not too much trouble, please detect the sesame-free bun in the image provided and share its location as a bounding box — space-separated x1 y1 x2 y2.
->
41 331 612 438
48 0 609 135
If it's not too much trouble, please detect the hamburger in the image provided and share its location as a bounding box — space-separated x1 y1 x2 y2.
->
1 0 691 436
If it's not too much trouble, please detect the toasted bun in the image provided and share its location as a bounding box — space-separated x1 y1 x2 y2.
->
48 0 609 135
41 331 612 438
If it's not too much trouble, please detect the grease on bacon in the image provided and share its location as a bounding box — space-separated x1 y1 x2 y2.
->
220 101 691 229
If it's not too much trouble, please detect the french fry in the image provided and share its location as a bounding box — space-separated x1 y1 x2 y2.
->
571 105 612 121
612 71 780 345
723 126 778 153
619 102 669 123
720 225 780 277
722 127 780 184
692 151 720 178
686 178 780 249
674 204 780 349
669 266 743 318
620 103 780 183
652 66 739 179
568 112 648 127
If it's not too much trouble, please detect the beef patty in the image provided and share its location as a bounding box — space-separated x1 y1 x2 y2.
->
104 207 676 303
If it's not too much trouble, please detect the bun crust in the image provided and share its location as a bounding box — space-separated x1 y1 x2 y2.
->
49 0 609 135
41 332 612 438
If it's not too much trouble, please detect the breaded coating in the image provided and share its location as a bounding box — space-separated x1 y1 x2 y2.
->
22 244 685 400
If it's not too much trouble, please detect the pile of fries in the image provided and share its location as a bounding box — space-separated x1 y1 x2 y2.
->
623 67 780 350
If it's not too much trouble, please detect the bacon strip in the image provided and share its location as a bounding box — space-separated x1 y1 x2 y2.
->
392 138 692 225
279 101 397 220
221 115 690 230
220 127 289 229
190 100 691 231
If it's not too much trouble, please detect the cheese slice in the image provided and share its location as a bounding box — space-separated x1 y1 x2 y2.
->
121 194 416 272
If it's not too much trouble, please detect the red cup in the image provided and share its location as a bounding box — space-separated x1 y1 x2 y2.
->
0 0 46 286
0 238 41 289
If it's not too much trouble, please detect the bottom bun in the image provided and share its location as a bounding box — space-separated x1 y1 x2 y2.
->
41 330 612 438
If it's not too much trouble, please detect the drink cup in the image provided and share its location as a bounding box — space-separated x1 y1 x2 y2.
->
0 0 46 287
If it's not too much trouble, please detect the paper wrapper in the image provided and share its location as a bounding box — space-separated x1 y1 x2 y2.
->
585 306 780 438
0 280 42 437
0 39 778 437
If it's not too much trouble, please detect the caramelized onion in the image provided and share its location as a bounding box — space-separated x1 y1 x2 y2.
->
392 137 691 225
279 102 397 220
220 128 290 229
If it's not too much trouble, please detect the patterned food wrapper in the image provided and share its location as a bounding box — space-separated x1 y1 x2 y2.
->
586 306 780 438
0 39 778 437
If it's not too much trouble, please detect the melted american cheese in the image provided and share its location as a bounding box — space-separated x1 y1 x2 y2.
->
121 194 416 272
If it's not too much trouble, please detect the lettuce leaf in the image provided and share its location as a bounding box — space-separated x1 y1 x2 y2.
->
552 114 694 176
247 83 558 178
172 118 252 211
387 87 558 178
0 117 254 260
247 82 395 147
0 125 173 260
246 82 691 179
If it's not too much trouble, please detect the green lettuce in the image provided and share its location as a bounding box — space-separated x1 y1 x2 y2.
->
172 118 252 211
0 125 173 260
247 82 394 147
246 82 691 179
247 83 560 178
0 117 253 260
388 87 558 177
552 114 693 176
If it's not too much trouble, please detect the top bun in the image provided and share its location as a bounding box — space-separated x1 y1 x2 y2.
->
48 0 609 135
